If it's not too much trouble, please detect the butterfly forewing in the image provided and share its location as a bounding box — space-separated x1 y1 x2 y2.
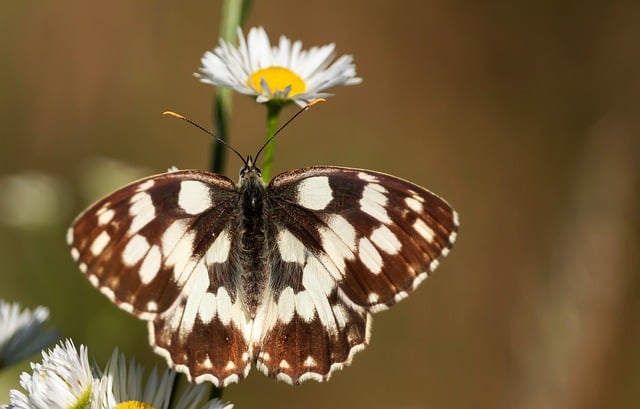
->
269 167 457 309
68 164 458 387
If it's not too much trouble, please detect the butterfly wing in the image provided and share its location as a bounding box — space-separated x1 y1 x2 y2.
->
67 170 253 386
253 166 459 383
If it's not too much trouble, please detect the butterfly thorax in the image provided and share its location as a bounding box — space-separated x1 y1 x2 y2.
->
236 163 268 317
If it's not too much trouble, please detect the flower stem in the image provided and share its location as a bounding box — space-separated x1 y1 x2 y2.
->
261 102 283 181
210 0 253 174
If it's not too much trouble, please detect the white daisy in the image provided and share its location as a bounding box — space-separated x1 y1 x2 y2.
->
93 349 232 409
196 26 362 106
2 339 94 409
0 301 57 368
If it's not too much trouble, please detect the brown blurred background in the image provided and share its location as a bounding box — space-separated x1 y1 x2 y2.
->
1 1 639 408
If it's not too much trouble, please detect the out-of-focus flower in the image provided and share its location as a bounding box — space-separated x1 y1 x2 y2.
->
93 349 233 409
196 26 362 106
0 301 57 368
2 340 93 409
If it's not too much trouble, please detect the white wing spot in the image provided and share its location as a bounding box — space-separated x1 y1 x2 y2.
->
360 183 392 224
357 172 378 182
122 234 150 266
277 229 306 264
277 287 295 324
161 219 189 255
332 304 348 329
371 225 402 254
88 274 99 287
302 258 337 330
358 237 383 274
367 292 380 304
429 259 440 271
70 247 80 261
180 260 210 336
216 287 232 326
66 228 74 245
413 218 435 242
178 180 212 215
294 290 316 322
449 230 458 245
90 231 110 256
318 226 354 279
297 176 333 210
394 291 409 303
139 245 162 284
405 196 423 212
119 302 134 313
413 272 428 289
136 179 155 191
303 256 335 296
78 262 87 273
201 357 213 369
303 356 317 367
129 192 155 233
198 292 216 324
259 351 271 361
167 230 196 285
279 359 290 369
205 230 231 264
325 214 357 251
225 361 236 371
97 208 115 226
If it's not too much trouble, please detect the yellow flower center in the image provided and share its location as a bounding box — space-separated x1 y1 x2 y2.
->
115 401 155 409
248 67 306 98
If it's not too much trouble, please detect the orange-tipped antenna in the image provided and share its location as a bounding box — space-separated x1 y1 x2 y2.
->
162 111 247 166
253 98 326 163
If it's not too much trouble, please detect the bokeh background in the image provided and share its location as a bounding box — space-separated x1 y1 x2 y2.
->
1 1 639 408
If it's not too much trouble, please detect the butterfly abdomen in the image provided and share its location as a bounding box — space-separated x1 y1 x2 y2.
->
237 172 269 316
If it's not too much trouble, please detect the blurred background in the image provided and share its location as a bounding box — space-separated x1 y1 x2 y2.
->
1 1 639 408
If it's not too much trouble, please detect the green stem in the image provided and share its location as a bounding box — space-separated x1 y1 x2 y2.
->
210 0 253 174
261 102 283 181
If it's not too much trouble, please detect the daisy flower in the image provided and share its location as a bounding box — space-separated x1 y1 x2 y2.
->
2 339 94 409
0 301 58 368
93 349 232 409
195 26 362 106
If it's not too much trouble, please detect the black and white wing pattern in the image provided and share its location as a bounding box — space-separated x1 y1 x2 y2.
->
67 164 458 387
254 167 458 383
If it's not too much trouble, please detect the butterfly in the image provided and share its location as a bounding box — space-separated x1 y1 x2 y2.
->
67 154 458 387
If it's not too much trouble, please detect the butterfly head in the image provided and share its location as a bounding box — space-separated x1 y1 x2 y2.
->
239 155 263 183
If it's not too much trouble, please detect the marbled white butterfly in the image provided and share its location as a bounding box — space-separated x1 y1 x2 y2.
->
67 151 458 387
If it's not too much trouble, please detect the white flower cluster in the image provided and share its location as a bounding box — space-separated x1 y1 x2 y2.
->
2 340 232 409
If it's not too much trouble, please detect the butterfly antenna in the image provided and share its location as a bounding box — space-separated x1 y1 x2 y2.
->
253 98 325 163
162 111 247 167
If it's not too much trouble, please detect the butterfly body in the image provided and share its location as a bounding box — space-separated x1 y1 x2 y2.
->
68 163 459 386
